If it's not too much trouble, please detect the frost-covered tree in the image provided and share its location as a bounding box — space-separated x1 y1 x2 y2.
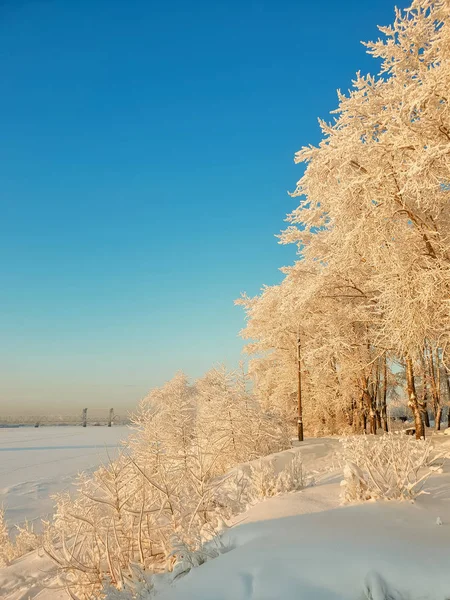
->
237 264 391 436
238 0 450 439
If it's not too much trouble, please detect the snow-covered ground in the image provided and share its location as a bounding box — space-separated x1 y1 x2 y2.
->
1 434 449 600
161 495 450 600
0 426 130 530
157 436 450 600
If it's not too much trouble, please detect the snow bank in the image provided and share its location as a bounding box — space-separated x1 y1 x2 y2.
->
0 550 65 600
156 437 450 600
159 490 449 600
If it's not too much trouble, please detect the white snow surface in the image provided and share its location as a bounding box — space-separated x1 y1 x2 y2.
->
161 493 450 600
1 435 450 600
159 436 450 600
0 426 129 530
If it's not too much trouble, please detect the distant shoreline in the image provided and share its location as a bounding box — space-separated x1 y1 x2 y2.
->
0 420 131 428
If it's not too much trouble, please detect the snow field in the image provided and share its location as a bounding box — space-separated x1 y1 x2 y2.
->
0 426 129 530
1 434 450 600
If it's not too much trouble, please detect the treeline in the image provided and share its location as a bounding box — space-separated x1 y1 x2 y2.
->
237 0 450 440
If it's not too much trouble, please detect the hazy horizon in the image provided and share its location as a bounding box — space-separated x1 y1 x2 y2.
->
0 383 145 416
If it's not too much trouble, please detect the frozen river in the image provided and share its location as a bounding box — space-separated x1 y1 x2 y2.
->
0 425 130 529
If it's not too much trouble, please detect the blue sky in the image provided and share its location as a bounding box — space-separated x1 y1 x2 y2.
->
0 0 405 414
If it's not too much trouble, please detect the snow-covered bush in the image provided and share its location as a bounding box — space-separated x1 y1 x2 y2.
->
217 451 309 518
0 509 13 567
246 460 281 500
340 434 439 502
277 452 308 493
341 462 369 503
99 529 233 599
13 520 41 557
0 509 41 567
247 452 307 501
43 444 234 599
169 530 232 581
97 451 307 600
44 368 289 599
101 565 154 600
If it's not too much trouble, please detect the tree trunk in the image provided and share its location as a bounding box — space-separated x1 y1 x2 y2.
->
406 356 425 439
376 410 382 430
435 347 442 431
355 391 366 434
353 400 363 433
381 353 388 432
363 381 377 435
419 346 431 428
426 344 442 431
296 335 304 442
370 410 377 435
447 374 450 429
346 401 354 428
361 376 376 434
381 406 388 432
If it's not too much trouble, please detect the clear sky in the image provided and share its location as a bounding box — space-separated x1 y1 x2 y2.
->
0 0 406 415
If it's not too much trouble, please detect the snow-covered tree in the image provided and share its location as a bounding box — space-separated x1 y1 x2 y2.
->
238 0 450 439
